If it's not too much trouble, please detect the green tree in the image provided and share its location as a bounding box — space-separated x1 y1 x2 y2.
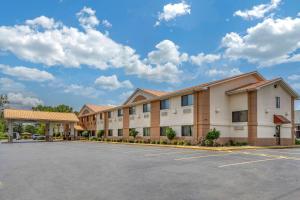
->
13 123 23 133
166 127 176 141
97 130 105 138
32 104 74 113
36 123 46 135
0 94 9 134
130 129 139 139
24 124 37 134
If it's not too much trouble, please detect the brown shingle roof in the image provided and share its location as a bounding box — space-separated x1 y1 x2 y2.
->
4 109 79 122
141 89 169 97
226 79 280 94
85 104 114 113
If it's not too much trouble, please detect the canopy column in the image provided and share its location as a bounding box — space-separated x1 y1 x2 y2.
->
7 120 13 143
70 123 75 140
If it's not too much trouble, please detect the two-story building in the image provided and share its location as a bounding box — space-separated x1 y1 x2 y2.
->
78 71 299 146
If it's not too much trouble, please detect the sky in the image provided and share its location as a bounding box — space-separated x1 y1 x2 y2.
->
0 0 299 111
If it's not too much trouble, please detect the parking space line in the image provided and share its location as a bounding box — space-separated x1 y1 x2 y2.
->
218 157 283 168
144 151 196 157
174 152 234 161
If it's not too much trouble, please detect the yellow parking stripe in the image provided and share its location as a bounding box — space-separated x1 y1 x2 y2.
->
218 158 283 168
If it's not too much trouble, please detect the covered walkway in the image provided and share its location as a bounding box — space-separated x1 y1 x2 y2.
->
3 109 79 142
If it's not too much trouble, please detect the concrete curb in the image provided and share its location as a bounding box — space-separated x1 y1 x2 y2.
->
74 140 300 151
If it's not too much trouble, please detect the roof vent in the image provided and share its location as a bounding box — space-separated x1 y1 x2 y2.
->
274 84 278 88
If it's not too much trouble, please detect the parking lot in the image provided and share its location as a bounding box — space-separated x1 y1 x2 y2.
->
0 142 300 200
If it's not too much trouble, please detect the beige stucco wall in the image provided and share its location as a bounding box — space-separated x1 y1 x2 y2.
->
257 84 292 139
108 109 123 136
129 104 151 136
209 75 258 138
160 95 194 137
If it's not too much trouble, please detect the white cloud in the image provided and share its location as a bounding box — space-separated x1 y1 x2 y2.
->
155 1 191 26
25 16 59 29
7 92 43 107
94 74 133 90
63 84 101 99
147 40 188 65
76 6 99 29
206 68 242 78
0 77 25 92
298 12 300 17
102 19 112 28
120 90 134 100
0 9 184 83
288 74 300 81
234 0 281 20
190 53 221 66
222 17 300 67
0 64 54 82
291 83 300 90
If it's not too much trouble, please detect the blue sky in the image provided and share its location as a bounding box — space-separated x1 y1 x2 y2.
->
0 0 299 111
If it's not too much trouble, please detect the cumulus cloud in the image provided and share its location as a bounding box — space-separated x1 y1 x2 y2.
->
0 77 25 92
190 53 221 66
76 6 99 29
206 68 242 78
234 0 281 20
0 8 185 83
102 19 112 28
288 74 300 81
63 84 102 98
222 17 300 67
155 1 191 26
94 74 133 90
120 90 134 100
0 64 54 82
25 16 59 29
7 92 43 107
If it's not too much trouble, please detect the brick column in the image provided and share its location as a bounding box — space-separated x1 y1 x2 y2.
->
197 89 210 141
150 100 160 141
291 97 295 145
193 92 199 143
104 112 109 137
123 107 129 139
248 91 258 145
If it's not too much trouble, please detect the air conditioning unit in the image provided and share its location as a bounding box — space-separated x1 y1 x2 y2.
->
130 116 135 120
173 109 177 114
183 108 191 114
161 111 168 116
144 114 149 118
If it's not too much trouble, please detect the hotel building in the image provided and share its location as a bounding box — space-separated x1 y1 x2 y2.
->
78 71 299 146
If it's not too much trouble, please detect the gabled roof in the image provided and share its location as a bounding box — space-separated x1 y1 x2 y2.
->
122 88 169 105
78 104 114 117
226 78 299 98
4 109 79 122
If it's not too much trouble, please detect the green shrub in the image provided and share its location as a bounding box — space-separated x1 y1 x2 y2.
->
129 129 139 139
82 131 89 138
89 137 98 141
295 139 300 145
97 130 105 138
166 127 176 141
206 128 220 140
151 140 156 144
160 140 167 145
184 141 191 146
177 141 184 145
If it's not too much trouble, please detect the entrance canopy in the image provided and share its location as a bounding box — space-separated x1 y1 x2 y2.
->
3 109 79 143
274 115 291 124
4 109 79 123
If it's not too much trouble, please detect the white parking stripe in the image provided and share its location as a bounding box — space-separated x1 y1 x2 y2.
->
218 158 283 168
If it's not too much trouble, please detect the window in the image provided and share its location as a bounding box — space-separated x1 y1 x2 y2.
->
143 127 150 136
160 126 169 136
232 110 248 122
181 125 193 137
160 99 169 110
276 96 280 108
118 109 123 117
108 129 113 136
108 111 112 119
118 129 123 137
143 103 151 112
100 113 103 120
129 106 136 115
181 94 193 106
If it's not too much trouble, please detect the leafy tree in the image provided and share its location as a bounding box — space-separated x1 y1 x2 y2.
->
24 124 37 134
205 128 221 146
13 123 23 133
166 127 176 141
36 123 46 135
82 131 89 138
0 94 9 134
129 129 139 139
97 130 105 138
32 104 74 113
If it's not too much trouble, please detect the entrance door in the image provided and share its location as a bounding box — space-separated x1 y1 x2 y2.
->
275 125 281 145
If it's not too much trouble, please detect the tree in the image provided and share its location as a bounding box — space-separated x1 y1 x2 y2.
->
36 123 46 135
166 127 176 141
130 129 139 139
24 124 37 134
13 123 23 133
0 94 9 133
205 128 221 146
97 130 104 138
32 104 73 113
